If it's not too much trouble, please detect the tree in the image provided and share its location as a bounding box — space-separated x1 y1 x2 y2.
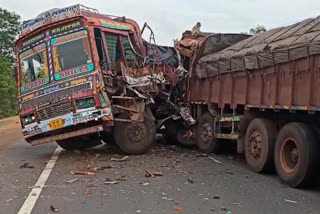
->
249 25 267 35
0 8 20 118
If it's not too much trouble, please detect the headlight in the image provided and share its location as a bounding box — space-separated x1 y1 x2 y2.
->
21 113 36 125
75 97 96 109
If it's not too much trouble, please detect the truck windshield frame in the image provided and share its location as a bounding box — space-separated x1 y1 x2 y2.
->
19 43 49 88
51 29 94 81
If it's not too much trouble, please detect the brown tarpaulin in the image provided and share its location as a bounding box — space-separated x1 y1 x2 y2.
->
196 16 320 79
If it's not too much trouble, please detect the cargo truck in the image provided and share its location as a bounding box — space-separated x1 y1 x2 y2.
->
173 18 320 188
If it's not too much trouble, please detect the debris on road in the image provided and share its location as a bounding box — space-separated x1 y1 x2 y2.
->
196 153 208 157
105 181 119 185
208 156 223 164
145 170 162 178
140 182 150 186
162 196 174 201
225 211 232 214
70 171 95 175
85 189 92 195
99 165 115 170
173 206 183 211
221 207 227 211
116 175 128 181
213 195 220 199
111 156 129 162
284 199 297 204
50 205 59 212
20 163 35 169
67 178 79 184
187 178 194 184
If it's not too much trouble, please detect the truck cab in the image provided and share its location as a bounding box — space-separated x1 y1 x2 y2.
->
16 5 171 154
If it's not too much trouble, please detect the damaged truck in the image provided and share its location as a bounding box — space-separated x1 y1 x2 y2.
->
16 5 179 155
173 18 320 188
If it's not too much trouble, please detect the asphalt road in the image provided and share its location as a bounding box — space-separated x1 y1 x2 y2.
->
0 117 319 214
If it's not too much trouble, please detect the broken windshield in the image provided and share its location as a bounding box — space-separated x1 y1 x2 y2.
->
19 43 49 86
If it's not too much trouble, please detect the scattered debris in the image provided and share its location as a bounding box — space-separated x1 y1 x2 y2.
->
50 205 59 212
208 156 223 164
111 156 129 162
225 211 232 214
162 197 174 201
196 153 208 157
225 171 234 175
221 207 227 211
136 210 141 213
104 181 119 185
70 171 95 175
116 175 128 181
187 178 194 184
233 202 240 206
6 199 13 202
85 189 92 195
203 198 209 200
173 206 183 211
227 156 235 160
99 165 115 170
213 195 220 199
145 170 162 178
67 178 79 184
141 182 150 186
284 199 297 204
20 163 35 169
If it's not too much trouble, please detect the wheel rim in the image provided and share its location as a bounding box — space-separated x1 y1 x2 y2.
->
126 123 146 144
200 123 212 144
280 138 299 174
248 130 263 159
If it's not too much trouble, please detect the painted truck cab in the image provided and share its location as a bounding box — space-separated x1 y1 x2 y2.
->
15 5 148 146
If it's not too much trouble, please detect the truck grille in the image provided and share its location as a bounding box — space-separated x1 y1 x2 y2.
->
37 101 73 121
21 82 92 109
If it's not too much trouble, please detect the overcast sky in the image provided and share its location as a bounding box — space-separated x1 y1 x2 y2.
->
1 0 320 45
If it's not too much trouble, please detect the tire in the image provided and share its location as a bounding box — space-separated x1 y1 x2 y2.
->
245 118 277 173
274 123 319 188
57 135 102 151
163 119 196 146
196 112 221 154
114 114 156 155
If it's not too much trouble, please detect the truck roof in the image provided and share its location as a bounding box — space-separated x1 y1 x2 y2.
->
18 4 134 39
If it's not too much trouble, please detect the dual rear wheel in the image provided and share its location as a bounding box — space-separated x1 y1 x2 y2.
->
245 119 319 188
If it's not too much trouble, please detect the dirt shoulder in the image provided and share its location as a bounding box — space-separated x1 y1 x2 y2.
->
0 116 23 147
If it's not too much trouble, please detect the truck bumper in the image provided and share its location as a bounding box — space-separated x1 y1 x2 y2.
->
29 125 104 146
22 107 112 143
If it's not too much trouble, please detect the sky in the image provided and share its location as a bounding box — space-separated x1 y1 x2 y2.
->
1 0 320 45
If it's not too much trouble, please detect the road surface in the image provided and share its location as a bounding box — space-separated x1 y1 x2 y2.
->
0 117 319 214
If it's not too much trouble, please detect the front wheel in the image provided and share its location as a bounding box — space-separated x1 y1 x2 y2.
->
274 123 319 188
196 113 221 154
114 115 156 155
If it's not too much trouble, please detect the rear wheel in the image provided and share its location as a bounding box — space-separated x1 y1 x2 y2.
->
57 135 102 151
274 123 319 188
114 114 156 155
196 113 221 154
245 118 277 173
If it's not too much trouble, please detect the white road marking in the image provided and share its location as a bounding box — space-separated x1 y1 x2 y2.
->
18 146 63 214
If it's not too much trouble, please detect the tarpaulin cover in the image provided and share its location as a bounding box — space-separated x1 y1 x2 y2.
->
143 41 178 66
196 16 320 79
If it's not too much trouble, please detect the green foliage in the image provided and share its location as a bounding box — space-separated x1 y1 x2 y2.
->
249 25 267 35
0 56 17 118
0 8 20 118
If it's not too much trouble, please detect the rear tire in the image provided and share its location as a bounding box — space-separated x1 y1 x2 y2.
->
274 123 319 188
196 112 221 154
114 114 156 155
245 118 277 173
57 135 101 151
